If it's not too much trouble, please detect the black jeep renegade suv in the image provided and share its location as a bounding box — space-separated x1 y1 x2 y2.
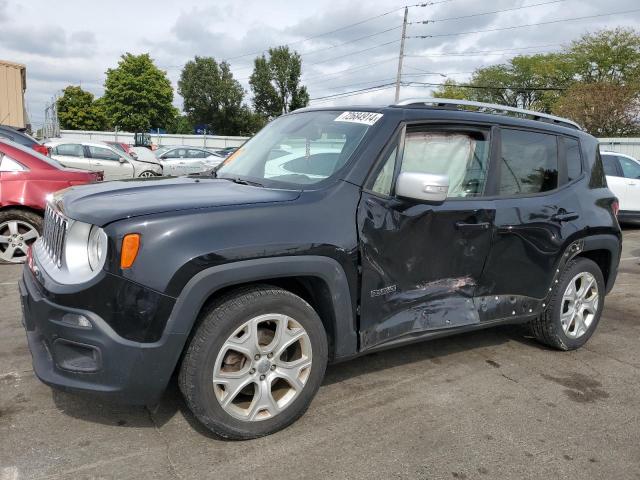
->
20 99 621 439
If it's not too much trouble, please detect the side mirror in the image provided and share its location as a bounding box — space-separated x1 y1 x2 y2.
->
396 172 449 203
119 157 126 164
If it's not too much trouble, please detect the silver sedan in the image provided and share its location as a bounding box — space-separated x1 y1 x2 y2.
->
155 147 224 176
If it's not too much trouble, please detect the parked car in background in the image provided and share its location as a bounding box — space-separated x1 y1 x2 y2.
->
46 140 163 180
155 146 224 175
0 125 49 156
105 141 138 159
0 139 102 263
214 146 239 158
601 151 640 222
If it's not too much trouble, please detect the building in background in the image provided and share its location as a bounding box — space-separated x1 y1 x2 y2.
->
0 60 28 130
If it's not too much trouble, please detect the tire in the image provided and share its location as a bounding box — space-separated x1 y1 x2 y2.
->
179 285 328 440
138 170 157 178
0 209 42 264
530 257 605 350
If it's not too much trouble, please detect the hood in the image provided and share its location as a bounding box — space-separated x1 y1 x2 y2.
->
57 176 301 226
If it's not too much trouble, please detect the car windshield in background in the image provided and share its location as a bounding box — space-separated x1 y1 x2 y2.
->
216 110 382 187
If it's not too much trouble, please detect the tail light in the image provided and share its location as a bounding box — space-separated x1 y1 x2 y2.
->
612 199 619 217
32 144 49 156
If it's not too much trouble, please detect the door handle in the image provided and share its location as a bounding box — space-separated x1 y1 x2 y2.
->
455 221 490 231
551 211 579 222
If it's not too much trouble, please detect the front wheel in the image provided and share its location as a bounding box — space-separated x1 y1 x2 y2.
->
530 257 605 350
0 209 42 264
179 286 328 439
138 170 157 178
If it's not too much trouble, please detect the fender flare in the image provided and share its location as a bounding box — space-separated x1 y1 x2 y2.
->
580 233 622 293
164 255 358 359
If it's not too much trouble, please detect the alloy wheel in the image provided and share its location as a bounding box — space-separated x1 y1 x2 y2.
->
560 271 599 338
0 220 39 263
212 314 313 422
138 171 156 178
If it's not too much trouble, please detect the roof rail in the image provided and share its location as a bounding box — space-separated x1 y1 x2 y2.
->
394 97 582 130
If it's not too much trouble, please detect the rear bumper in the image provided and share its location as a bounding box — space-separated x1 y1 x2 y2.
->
20 266 186 405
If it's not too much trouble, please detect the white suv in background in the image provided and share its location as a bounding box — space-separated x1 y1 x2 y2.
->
601 150 640 222
46 140 163 180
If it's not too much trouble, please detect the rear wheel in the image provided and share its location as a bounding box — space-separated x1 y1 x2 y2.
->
179 285 328 439
0 210 42 264
530 257 605 350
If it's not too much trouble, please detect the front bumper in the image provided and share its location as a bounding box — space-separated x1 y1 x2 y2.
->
20 266 186 405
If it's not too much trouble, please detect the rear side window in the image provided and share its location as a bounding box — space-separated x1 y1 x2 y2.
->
54 144 83 157
565 138 582 182
88 146 120 161
601 155 620 177
618 156 640 180
498 129 558 196
400 129 490 198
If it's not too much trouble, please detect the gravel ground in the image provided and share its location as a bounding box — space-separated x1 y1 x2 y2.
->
1 227 639 480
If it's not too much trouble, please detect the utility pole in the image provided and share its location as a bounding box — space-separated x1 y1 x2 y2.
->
394 6 408 103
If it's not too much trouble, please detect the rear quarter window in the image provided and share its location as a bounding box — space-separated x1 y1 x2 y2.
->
498 129 558 196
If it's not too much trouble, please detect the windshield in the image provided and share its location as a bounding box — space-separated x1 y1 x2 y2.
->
216 110 381 187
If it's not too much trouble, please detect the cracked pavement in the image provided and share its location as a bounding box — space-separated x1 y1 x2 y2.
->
1 228 639 479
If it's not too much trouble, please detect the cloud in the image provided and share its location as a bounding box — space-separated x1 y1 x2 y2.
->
2 0 638 126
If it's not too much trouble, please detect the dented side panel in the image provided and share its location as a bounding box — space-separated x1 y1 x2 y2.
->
357 192 494 348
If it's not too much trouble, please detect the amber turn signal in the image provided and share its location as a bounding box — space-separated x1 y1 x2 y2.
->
120 234 141 269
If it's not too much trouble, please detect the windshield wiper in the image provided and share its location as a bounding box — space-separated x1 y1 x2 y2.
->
219 176 264 187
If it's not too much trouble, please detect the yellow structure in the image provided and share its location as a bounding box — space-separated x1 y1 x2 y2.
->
0 60 27 129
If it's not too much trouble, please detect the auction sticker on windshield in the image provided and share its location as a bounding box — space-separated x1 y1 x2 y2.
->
334 111 383 126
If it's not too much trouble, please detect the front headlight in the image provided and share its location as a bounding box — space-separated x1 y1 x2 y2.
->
87 225 108 271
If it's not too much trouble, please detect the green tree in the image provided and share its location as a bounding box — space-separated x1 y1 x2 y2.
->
432 79 472 100
249 46 309 118
178 56 245 135
568 28 640 84
57 85 108 131
102 53 176 131
167 115 193 134
553 82 640 136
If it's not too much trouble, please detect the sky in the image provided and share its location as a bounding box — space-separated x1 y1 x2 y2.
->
1 0 639 130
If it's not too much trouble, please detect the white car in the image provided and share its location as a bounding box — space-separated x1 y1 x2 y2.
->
601 150 640 221
155 146 224 176
46 140 163 180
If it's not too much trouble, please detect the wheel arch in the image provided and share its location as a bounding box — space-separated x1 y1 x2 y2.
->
574 234 621 294
0 204 44 219
165 256 358 362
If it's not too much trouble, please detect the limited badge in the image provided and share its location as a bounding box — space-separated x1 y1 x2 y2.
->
334 111 383 126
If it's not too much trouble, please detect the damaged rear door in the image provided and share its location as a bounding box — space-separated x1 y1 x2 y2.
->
357 124 496 349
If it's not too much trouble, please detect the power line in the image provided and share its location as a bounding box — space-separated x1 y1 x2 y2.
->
402 81 566 91
408 8 640 39
310 82 397 101
302 57 398 82
306 40 401 66
409 0 567 24
224 6 406 61
404 45 562 58
295 26 402 57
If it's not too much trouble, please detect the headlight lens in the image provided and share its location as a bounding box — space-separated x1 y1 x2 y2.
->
87 225 108 271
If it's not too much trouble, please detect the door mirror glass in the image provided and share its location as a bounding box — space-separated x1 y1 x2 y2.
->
396 172 449 203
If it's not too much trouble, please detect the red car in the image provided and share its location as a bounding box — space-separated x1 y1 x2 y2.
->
105 141 138 159
0 139 102 263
